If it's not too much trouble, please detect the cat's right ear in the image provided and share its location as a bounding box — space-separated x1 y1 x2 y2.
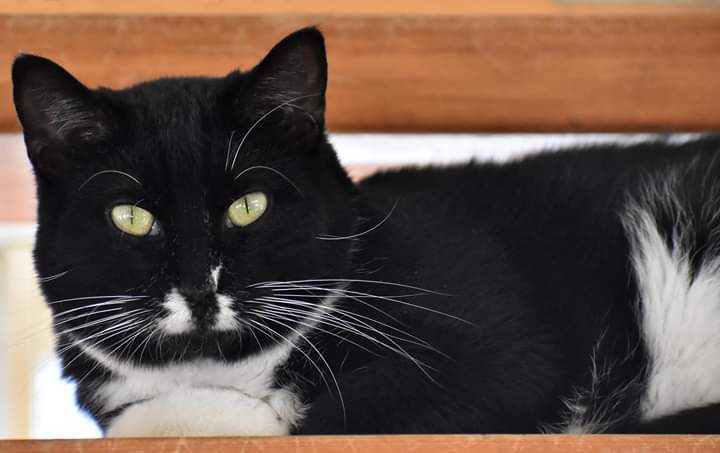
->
12 54 114 175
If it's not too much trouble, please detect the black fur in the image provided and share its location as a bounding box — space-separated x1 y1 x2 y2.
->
12 27 720 434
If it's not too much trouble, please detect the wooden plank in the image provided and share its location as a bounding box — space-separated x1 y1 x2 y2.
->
0 0 717 16
0 8 719 132
3 435 720 453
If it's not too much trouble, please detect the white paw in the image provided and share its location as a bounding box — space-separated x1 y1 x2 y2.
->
106 387 290 437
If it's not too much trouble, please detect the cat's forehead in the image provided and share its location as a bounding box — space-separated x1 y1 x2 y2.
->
108 76 228 129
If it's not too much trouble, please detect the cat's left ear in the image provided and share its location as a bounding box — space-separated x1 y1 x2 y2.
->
244 27 327 127
12 54 115 173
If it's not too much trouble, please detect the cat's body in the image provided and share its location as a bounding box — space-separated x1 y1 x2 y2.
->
11 28 720 436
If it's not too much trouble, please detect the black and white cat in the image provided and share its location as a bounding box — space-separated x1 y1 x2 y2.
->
11 27 720 436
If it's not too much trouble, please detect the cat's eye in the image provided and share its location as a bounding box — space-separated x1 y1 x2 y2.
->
227 192 268 227
111 205 157 237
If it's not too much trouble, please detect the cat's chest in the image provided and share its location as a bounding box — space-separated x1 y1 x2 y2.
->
84 343 305 435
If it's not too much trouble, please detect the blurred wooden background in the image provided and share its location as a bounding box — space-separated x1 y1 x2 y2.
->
0 0 719 132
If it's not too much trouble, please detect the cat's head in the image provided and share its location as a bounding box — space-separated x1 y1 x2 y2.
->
12 27 359 364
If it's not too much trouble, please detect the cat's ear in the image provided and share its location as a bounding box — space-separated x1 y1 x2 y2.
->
12 54 115 172
245 27 327 127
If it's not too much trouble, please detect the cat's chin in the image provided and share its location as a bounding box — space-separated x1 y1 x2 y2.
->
105 387 290 437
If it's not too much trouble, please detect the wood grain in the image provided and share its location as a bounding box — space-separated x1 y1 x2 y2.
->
1 7 719 132
1 0 717 16
2 435 720 453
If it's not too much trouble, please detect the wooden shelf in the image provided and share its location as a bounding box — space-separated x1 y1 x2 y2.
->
3 435 720 453
0 1 716 16
1 1 719 132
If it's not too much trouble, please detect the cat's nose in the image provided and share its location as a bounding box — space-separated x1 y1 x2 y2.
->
179 286 218 327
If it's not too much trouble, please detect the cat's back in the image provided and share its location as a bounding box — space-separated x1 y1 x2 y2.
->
356 136 720 431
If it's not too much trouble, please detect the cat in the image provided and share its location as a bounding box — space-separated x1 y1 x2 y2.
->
11 27 720 436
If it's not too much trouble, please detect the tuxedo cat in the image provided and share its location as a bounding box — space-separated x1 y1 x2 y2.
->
12 27 720 436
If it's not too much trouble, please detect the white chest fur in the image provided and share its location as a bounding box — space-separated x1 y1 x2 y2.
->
81 342 304 437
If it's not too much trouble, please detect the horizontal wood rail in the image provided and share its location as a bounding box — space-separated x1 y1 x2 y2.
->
0 1 719 132
3 435 720 453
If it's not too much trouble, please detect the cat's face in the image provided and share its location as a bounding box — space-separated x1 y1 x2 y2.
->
12 28 359 364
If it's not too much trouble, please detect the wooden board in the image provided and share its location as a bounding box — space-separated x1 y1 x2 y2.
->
0 2 719 132
3 435 720 453
1 0 717 16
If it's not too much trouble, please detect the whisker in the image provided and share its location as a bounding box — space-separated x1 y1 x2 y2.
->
47 295 147 306
53 306 125 328
233 165 303 197
259 282 471 326
224 130 237 172
260 315 346 425
78 170 143 192
228 93 321 171
37 270 71 283
259 295 438 351
253 307 382 358
246 318 331 394
316 200 398 241
54 309 147 336
53 298 141 318
252 278 452 297
255 297 445 362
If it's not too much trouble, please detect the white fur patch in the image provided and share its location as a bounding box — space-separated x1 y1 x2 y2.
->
214 294 238 331
626 202 720 420
106 387 288 437
84 341 302 436
211 265 222 290
158 289 193 335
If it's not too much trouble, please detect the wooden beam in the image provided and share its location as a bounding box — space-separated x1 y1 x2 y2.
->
1 3 719 132
3 435 720 453
1 1 717 16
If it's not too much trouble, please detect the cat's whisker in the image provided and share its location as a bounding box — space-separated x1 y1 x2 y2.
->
254 307 382 358
7 300 139 348
56 316 147 355
47 295 147 306
257 281 471 326
54 308 148 337
58 317 147 362
53 306 126 328
228 93 321 171
239 318 264 354
37 270 71 283
53 298 142 318
254 306 439 382
255 301 443 381
232 165 304 197
254 297 445 364
258 315 347 424
224 130 236 172
251 278 452 296
258 294 438 352
136 312 163 363
77 169 143 192
246 318 331 395
267 283 418 326
315 200 398 241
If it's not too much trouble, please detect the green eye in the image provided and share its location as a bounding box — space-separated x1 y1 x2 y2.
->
228 192 268 227
111 205 156 236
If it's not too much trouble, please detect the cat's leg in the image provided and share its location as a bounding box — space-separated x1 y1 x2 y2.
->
106 387 289 437
295 342 557 434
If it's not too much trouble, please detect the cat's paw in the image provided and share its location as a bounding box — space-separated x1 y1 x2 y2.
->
105 387 289 437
